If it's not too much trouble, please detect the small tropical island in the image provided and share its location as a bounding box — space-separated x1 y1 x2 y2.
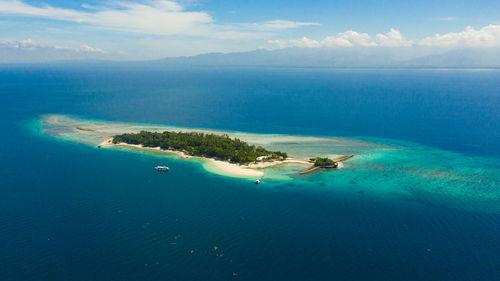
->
39 114 360 179
299 155 354 175
97 130 353 178
311 157 337 167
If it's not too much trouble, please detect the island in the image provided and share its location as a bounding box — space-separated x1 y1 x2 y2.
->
98 130 312 178
96 130 353 179
299 155 354 175
112 130 288 164
311 157 337 168
40 115 359 180
38 115 496 206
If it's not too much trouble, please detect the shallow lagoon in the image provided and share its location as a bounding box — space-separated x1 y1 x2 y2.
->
39 114 500 212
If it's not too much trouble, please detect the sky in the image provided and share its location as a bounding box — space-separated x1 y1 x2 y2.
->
0 0 499 61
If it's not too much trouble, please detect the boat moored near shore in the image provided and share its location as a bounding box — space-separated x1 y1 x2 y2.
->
155 166 170 171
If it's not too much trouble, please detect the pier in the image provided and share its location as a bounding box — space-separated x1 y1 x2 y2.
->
332 154 354 162
299 166 322 175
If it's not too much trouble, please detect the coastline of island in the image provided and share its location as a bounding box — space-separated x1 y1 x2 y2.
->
98 137 314 179
41 114 354 180
35 114 500 210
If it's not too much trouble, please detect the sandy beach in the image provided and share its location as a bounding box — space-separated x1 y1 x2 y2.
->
97 137 306 178
45 115 354 180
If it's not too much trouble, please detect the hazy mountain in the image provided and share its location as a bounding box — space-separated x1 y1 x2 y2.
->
162 47 500 68
1 45 498 68
401 48 500 67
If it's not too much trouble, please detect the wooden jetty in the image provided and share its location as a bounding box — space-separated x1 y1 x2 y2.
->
299 166 322 175
331 154 354 162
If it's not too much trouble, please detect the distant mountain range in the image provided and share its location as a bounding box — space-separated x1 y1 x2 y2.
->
1 44 499 68
161 47 500 68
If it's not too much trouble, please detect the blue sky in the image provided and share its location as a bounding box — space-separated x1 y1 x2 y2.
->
0 0 499 60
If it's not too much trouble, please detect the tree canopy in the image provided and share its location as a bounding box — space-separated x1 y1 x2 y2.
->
310 157 336 167
113 131 288 164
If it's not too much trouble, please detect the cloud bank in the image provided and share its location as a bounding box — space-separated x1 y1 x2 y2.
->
419 25 500 47
0 39 105 53
242 20 320 31
269 25 500 49
0 38 107 62
0 0 318 39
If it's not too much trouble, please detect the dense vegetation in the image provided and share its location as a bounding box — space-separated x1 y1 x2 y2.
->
310 157 336 167
113 131 288 164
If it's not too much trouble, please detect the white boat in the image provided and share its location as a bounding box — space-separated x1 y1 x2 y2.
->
155 166 170 171
255 179 261 184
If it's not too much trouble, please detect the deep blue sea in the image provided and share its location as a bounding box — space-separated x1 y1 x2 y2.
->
1 65 500 281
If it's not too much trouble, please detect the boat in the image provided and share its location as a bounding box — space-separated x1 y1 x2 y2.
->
255 179 261 184
155 166 170 171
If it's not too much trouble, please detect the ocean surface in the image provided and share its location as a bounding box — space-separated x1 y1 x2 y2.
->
1 64 500 280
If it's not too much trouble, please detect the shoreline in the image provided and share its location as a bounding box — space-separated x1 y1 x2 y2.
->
98 137 312 179
37 114 500 212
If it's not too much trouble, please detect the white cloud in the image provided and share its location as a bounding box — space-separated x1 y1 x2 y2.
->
418 25 500 47
269 28 411 48
0 0 318 40
376 28 414 47
289 37 322 48
73 44 105 53
0 0 213 36
268 37 322 48
269 25 500 49
336 30 377 47
0 38 108 62
320 36 352 47
243 20 320 31
0 38 105 53
267 39 289 49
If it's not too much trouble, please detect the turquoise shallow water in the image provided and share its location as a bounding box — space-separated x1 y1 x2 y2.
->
39 114 500 212
2 66 500 281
